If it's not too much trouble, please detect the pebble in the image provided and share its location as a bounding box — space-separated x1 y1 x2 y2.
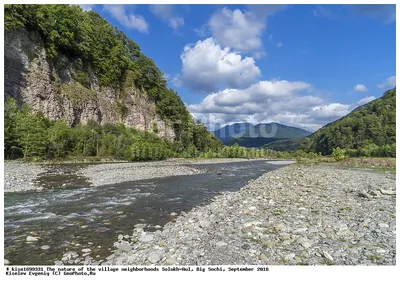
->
26 236 39 242
216 241 228 248
165 257 177 265
117 242 132 252
379 189 395 195
241 244 251 250
139 233 154 243
147 251 163 263
40 245 50 250
322 251 334 261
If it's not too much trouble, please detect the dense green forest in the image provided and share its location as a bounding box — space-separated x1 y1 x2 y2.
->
263 138 303 152
4 4 223 159
300 88 396 157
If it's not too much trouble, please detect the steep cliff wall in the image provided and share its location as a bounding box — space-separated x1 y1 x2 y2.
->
4 29 175 140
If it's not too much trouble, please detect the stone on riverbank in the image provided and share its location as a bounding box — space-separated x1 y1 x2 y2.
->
101 164 395 266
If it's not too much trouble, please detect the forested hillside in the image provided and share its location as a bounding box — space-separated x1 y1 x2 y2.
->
300 88 396 157
4 4 221 160
221 123 311 148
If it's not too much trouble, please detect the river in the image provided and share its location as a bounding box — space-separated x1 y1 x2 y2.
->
4 160 286 265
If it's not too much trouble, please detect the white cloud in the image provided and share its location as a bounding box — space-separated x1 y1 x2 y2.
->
208 8 265 53
79 4 93 12
180 38 261 93
188 80 378 132
194 24 208 37
104 5 149 33
276 42 283 47
252 51 267 59
355 96 376 107
149 4 184 30
353 84 368 92
377 76 396 89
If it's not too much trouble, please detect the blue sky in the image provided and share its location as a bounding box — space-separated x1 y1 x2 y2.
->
79 4 396 131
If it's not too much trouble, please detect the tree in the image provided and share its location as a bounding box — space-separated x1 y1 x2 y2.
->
14 105 49 158
47 120 71 158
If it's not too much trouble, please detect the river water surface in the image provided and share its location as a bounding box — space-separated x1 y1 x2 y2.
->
4 160 286 265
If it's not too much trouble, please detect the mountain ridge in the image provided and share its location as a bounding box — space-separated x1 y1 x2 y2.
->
213 122 311 148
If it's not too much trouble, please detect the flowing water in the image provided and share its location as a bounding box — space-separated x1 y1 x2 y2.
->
4 160 286 265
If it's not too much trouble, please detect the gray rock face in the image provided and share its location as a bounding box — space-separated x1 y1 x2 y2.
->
4 29 176 141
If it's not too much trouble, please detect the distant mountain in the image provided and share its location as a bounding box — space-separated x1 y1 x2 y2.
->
213 122 311 148
212 123 254 143
300 87 396 156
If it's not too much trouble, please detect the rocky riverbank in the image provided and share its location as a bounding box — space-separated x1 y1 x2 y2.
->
4 162 46 192
3 160 206 193
97 164 396 266
80 162 205 187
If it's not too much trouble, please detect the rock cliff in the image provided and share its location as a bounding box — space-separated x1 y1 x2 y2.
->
4 29 175 140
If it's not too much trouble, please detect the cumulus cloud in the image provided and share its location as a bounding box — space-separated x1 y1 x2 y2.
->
164 73 182 88
79 4 93 12
208 7 265 53
377 76 396 89
353 84 368 92
149 4 184 30
180 38 261 93
188 80 376 132
354 96 376 107
104 5 149 33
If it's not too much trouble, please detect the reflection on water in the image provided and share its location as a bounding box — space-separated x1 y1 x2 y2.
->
4 160 285 265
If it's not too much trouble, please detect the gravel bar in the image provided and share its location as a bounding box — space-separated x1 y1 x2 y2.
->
80 162 205 187
98 164 395 266
4 162 46 193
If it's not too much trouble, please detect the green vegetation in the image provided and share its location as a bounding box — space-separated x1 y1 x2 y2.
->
331 147 348 161
4 4 221 154
5 98 294 161
5 5 188 125
300 88 396 157
263 138 303 152
4 97 221 161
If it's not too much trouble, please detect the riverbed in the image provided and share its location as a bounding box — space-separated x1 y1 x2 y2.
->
4 160 287 265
